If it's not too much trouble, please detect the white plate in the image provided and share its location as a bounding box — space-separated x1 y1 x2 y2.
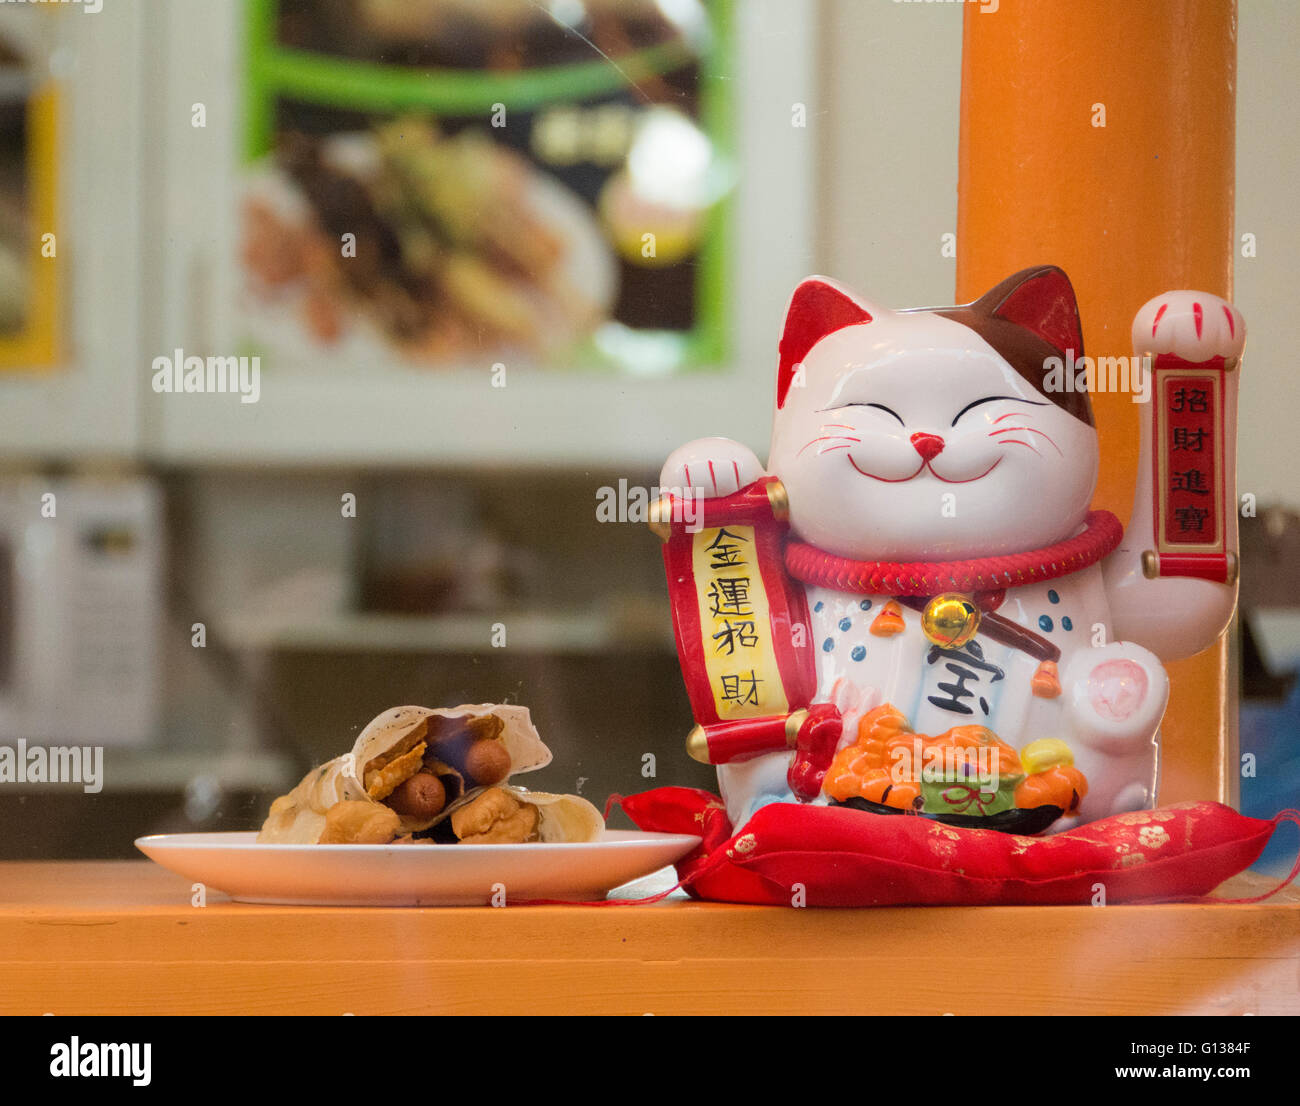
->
135 830 699 907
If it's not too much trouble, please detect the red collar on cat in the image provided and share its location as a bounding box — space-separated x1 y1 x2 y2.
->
785 510 1124 596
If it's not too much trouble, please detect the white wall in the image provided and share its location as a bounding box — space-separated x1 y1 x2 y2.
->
816 0 963 308
1234 0 1300 507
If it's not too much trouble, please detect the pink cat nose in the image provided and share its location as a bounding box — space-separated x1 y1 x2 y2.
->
910 433 945 462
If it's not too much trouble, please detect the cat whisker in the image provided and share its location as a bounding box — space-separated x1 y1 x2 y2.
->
798 434 861 456
990 426 1062 456
996 438 1042 456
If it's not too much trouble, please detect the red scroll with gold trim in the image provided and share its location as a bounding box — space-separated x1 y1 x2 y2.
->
650 477 836 797
1131 291 1244 587
1145 353 1238 585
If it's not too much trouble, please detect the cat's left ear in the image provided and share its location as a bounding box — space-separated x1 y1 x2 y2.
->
973 265 1083 356
777 277 878 408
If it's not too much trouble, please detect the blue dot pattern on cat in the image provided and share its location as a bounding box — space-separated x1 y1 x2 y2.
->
1039 615 1053 632
859 599 872 610
1062 616 1073 631
814 601 824 613
851 645 866 662
1047 589 1060 604
839 617 852 632
823 637 835 652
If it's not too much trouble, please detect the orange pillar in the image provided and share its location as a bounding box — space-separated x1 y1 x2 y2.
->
955 1 1236 804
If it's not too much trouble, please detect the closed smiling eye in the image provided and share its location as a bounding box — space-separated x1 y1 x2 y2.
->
950 395 1049 426
822 402 906 427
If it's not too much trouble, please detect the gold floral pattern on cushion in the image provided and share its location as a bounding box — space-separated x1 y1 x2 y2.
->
928 836 958 862
1115 810 1176 826
1139 825 1170 849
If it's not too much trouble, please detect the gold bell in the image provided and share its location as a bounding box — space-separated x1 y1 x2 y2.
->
920 593 980 648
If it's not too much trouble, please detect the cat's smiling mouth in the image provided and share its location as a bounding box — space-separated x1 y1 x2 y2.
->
847 455 1003 484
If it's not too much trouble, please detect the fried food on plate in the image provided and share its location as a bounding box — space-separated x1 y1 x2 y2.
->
257 704 603 846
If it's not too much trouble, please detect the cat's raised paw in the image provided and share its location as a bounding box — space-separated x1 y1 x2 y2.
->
660 437 764 499
1132 290 1245 364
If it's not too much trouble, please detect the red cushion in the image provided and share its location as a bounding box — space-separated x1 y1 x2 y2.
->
611 788 1298 907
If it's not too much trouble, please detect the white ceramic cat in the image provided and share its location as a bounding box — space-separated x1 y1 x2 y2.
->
662 267 1242 832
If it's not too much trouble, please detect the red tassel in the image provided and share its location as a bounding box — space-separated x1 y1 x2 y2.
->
1031 659 1062 698
1206 809 1300 904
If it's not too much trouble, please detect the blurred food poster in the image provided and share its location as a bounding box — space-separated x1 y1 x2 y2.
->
240 0 734 375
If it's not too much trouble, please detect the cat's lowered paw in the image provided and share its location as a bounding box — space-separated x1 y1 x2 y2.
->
1132 290 1245 364
1104 780 1155 818
1061 641 1169 753
660 437 764 499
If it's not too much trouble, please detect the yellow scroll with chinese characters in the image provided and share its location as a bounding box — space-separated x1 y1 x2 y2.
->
691 524 788 722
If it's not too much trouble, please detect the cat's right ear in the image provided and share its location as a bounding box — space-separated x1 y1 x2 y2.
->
777 277 875 408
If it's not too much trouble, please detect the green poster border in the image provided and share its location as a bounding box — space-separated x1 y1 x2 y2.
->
242 0 733 372
694 0 732 369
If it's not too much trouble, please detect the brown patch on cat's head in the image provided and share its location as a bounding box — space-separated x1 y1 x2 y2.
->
934 266 1094 428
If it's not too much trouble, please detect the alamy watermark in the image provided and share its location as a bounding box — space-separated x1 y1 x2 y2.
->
0 740 103 793
596 479 701 532
151 349 261 404
1044 350 1151 404
890 738 1001 796
50 1037 150 1086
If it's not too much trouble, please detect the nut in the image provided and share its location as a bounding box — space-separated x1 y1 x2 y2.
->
385 771 447 821
463 739 511 786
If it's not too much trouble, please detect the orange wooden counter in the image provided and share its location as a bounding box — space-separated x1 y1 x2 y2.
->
1 861 1297 1015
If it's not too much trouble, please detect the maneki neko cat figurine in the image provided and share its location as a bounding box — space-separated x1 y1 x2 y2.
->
657 266 1243 834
